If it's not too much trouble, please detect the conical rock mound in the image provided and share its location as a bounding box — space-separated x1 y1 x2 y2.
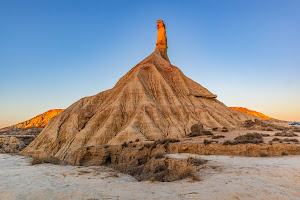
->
22 50 255 160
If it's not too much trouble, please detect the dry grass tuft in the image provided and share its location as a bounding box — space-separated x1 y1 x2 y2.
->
78 170 91 175
258 151 269 157
274 131 298 137
154 152 165 159
121 142 128 148
31 156 61 165
221 127 228 132
235 133 263 141
187 157 207 166
203 131 213 136
203 139 218 145
223 133 264 145
212 135 225 139
283 138 299 143
260 133 270 137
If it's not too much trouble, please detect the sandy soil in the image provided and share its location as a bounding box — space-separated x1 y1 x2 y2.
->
181 128 300 144
1 153 300 200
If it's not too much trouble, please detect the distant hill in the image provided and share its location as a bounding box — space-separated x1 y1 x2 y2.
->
2 106 274 131
230 107 276 120
3 109 64 130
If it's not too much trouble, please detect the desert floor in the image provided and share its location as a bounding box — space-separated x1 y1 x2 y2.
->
1 153 299 200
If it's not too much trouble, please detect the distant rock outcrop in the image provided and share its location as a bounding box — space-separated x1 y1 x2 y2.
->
229 107 276 120
0 109 64 153
6 109 64 130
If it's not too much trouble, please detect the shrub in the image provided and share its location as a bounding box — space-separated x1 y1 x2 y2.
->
233 133 264 144
275 126 289 131
187 132 202 137
138 146 144 151
212 127 218 131
223 136 264 145
121 142 128 148
31 156 61 165
292 128 300 132
135 138 140 142
187 157 207 166
234 133 263 140
274 132 298 137
203 139 212 145
244 120 255 128
266 128 273 131
259 151 268 157
169 138 180 143
203 139 219 145
272 138 280 141
135 157 205 182
281 151 288 156
178 166 199 181
223 140 235 145
221 127 228 132
260 133 270 137
154 153 165 159
212 135 225 139
203 131 213 136
283 138 299 143
151 143 157 149
156 139 180 144
31 157 43 165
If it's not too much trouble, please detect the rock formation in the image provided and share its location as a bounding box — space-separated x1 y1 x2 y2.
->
0 136 35 153
2 109 64 130
230 107 276 120
155 20 170 63
22 21 256 162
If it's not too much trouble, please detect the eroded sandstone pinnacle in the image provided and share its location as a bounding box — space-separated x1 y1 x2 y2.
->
155 20 170 63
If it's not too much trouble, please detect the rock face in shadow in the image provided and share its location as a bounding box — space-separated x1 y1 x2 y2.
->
0 136 36 153
22 50 255 162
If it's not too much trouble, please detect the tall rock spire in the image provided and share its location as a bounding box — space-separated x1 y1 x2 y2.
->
155 20 170 63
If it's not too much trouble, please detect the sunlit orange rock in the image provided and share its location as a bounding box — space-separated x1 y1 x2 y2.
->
230 107 276 120
11 109 64 129
155 20 170 62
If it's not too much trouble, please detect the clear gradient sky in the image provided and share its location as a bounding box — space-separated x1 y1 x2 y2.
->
1 0 299 128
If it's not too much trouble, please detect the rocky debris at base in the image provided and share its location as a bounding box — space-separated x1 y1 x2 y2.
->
0 127 41 153
0 127 42 136
0 135 36 153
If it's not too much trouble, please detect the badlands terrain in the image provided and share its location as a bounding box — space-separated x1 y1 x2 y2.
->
1 20 299 200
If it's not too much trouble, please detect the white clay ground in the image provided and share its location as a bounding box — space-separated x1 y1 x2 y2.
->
1 153 300 200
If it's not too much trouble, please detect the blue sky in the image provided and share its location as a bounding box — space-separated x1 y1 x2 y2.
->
0 0 299 128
